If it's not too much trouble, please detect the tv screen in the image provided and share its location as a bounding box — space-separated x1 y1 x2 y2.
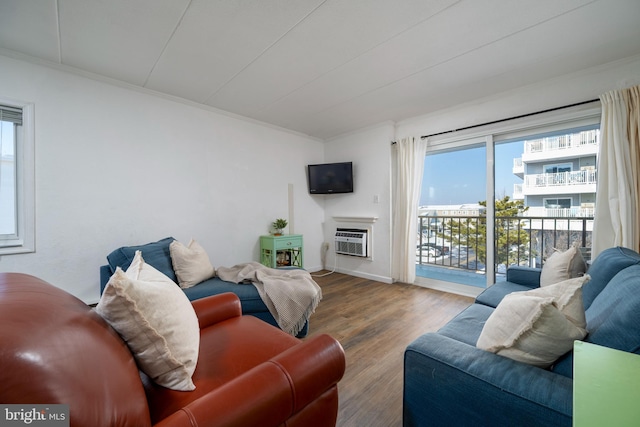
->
307 162 353 194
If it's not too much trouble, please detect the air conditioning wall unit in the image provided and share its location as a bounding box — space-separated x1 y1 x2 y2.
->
334 228 367 257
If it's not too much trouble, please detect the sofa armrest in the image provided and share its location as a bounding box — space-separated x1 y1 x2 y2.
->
191 293 242 329
404 333 572 427
506 265 541 288
155 334 345 427
270 333 345 413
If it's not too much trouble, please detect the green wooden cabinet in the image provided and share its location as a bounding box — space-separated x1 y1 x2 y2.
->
260 234 303 268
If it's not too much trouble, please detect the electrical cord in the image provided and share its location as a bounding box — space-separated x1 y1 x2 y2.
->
312 242 337 277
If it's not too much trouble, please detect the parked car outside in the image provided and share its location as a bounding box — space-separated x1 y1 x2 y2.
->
416 244 440 257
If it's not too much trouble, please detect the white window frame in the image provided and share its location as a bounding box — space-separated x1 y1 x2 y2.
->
0 98 35 255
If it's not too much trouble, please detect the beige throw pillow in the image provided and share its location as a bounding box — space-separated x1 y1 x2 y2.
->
170 239 216 289
540 244 587 286
476 275 590 368
523 275 590 329
96 251 200 391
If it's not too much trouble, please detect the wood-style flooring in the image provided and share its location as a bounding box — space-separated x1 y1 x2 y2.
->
305 271 474 427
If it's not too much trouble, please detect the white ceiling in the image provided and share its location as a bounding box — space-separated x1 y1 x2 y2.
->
1 0 640 140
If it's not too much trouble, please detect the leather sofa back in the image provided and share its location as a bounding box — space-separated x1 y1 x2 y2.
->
0 273 152 427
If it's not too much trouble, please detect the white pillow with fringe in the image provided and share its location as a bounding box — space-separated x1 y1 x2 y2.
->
96 250 200 391
477 275 590 368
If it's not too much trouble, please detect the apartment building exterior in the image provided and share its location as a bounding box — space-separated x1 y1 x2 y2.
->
512 128 599 218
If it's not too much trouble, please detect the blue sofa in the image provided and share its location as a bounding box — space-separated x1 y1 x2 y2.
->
403 246 640 426
99 237 308 337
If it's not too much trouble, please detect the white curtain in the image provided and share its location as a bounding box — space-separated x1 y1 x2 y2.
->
592 85 640 259
392 136 428 283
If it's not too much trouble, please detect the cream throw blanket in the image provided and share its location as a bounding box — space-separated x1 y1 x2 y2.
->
217 262 322 336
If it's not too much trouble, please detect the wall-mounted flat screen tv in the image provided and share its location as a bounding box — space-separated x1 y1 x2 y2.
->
307 162 353 194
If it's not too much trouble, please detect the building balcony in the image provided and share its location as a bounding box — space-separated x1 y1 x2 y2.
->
522 169 597 196
524 206 595 218
521 129 599 163
513 158 524 177
513 183 523 200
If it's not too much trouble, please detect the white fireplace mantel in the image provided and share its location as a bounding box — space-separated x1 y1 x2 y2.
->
332 216 378 224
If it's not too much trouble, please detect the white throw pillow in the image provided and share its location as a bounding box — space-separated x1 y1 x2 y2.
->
540 245 587 286
476 275 590 368
523 275 590 329
170 239 216 289
477 294 586 368
96 251 200 391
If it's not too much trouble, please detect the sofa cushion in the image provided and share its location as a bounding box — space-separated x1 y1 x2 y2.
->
539 245 586 287
553 264 640 378
170 239 216 288
96 251 200 391
107 237 177 283
437 303 493 346
475 281 535 308
585 264 640 353
182 277 266 312
477 276 589 368
581 246 640 309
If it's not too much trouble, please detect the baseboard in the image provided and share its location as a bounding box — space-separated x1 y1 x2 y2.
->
332 267 393 284
413 276 483 298
305 264 392 284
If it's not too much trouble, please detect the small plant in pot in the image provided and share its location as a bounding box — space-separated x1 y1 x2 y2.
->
272 218 288 236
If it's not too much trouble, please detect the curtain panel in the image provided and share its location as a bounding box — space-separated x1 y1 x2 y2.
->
391 137 428 283
592 85 640 258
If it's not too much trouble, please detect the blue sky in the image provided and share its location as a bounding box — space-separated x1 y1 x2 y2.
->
0 122 14 156
421 141 524 206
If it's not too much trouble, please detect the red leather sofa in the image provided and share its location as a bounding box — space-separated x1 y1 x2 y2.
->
0 273 345 427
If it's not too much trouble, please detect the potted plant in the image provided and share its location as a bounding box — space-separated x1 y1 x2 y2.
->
272 218 288 236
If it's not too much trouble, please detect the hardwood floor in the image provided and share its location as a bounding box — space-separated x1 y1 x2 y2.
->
305 271 474 427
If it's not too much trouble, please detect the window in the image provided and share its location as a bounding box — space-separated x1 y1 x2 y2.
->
544 163 572 174
0 100 34 254
416 102 600 291
544 198 572 209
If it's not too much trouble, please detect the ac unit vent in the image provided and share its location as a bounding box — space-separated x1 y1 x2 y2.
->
334 229 367 257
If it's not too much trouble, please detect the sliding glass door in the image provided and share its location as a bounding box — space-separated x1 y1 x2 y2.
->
417 142 487 288
415 104 600 293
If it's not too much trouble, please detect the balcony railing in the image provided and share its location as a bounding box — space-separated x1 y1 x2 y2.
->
513 158 524 175
524 169 597 189
524 130 599 154
417 214 594 275
513 183 523 199
524 206 595 218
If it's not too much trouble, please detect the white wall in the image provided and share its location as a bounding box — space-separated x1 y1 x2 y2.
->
0 55 325 303
322 122 395 283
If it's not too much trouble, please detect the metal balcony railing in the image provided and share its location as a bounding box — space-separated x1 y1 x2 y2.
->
417 214 594 274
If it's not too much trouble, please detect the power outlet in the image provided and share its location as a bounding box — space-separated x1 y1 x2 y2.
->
373 194 379 204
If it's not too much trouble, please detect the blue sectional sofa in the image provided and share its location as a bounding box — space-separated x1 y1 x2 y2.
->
99 237 308 337
403 246 640 427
